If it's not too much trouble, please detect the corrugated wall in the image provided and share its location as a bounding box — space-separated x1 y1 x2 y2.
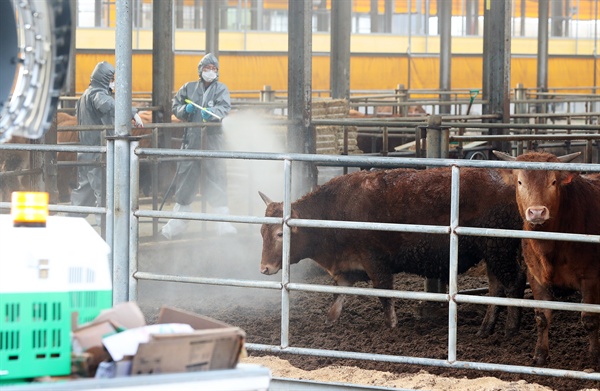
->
74 53 599 96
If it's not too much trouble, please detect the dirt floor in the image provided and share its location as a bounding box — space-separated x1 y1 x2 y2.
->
135 221 600 391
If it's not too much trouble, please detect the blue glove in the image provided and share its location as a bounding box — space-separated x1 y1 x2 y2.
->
185 103 195 113
201 108 212 121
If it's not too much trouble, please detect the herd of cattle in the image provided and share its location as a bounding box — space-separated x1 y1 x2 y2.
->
1 113 599 371
259 151 600 371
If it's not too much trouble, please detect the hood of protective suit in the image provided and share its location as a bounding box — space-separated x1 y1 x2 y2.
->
197 53 219 81
89 61 115 89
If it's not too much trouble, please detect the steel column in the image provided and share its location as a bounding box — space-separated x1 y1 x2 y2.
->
113 0 133 304
331 0 351 100
287 0 316 199
482 0 511 153
205 0 219 55
537 0 550 119
439 0 452 115
152 0 173 127
370 0 379 33
424 115 448 295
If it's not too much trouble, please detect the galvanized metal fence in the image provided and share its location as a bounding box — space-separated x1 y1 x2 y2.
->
130 146 600 383
1 110 600 386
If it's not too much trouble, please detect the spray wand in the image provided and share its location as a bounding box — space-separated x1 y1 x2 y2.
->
184 99 222 120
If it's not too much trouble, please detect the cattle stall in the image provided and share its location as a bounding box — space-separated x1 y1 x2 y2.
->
126 141 600 389
0 100 600 385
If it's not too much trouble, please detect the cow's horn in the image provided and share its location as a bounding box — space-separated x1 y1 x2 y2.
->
492 150 516 161
258 191 273 206
557 152 581 163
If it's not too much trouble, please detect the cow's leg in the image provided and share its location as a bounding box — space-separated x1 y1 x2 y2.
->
364 267 396 329
529 277 553 366
482 244 526 337
502 265 527 337
478 269 502 337
327 273 361 324
581 279 600 371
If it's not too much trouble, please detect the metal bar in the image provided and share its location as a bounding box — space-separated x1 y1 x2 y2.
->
129 139 139 301
133 271 282 290
457 226 600 244
454 293 600 314
447 166 460 363
105 137 114 268
113 0 133 304
281 159 292 348
136 148 600 173
287 283 449 303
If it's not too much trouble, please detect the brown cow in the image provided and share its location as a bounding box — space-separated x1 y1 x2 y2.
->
56 112 79 202
493 150 600 370
259 166 526 336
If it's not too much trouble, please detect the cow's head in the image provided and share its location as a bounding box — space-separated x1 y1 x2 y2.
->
258 191 301 275
493 151 580 227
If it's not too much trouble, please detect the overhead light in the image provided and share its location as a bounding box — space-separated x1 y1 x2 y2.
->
0 0 72 143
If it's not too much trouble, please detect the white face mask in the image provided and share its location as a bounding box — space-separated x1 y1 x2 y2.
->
202 70 217 82
109 81 115 91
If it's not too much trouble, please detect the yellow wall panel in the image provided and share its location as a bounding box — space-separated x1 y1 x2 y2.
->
549 58 596 90
75 53 598 100
350 56 409 90
409 57 440 90
510 57 538 89
451 56 483 90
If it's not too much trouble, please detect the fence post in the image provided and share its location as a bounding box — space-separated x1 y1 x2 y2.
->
425 115 449 296
260 85 275 103
395 84 408 116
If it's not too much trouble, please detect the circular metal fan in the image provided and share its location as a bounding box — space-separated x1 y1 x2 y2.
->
0 0 71 143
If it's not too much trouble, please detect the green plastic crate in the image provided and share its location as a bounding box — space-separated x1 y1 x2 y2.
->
0 292 72 382
70 289 113 326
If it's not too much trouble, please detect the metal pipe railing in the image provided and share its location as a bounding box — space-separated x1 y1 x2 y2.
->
129 148 600 383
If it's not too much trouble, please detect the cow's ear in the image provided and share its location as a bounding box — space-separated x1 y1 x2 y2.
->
258 191 272 206
497 169 514 186
492 151 516 185
561 171 578 185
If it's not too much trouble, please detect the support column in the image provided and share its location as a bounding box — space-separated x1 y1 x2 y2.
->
288 0 316 199
205 0 219 55
331 0 351 100
113 0 134 304
482 0 511 153
425 115 448 295
152 0 173 126
439 0 452 115
537 0 550 120
63 0 77 109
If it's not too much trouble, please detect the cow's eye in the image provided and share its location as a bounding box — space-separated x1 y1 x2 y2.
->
551 179 557 186
517 180 522 185
277 232 283 238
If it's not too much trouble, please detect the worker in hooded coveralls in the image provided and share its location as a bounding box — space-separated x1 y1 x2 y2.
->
70 61 144 224
160 53 237 239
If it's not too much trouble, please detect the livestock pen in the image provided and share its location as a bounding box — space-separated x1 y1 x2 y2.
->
2 101 600 390
127 145 600 389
